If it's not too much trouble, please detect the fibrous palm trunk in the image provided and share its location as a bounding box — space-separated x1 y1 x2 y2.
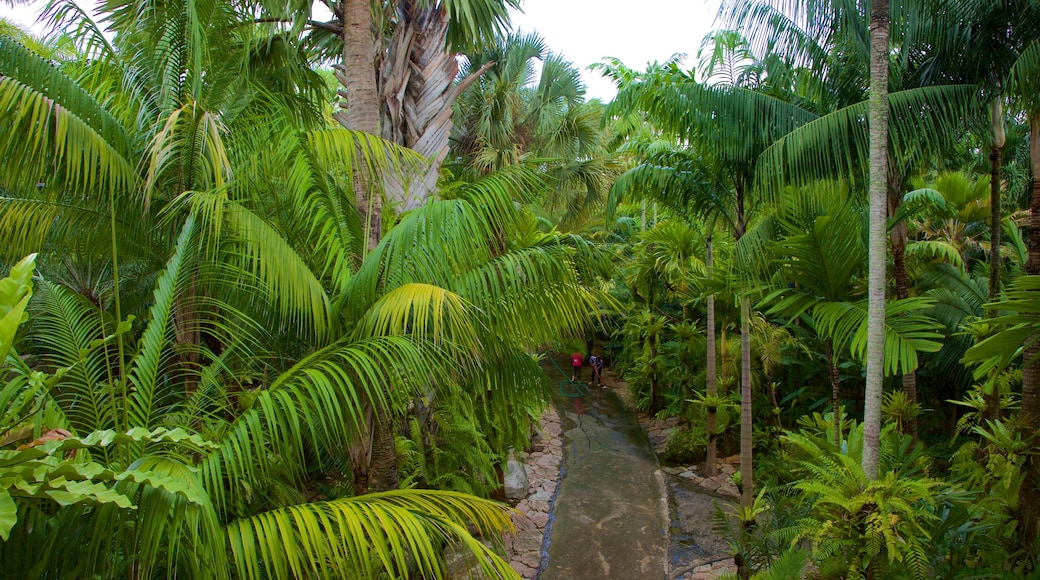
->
863 0 889 482
379 1 493 210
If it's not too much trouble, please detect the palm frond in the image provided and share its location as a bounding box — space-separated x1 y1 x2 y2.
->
815 297 945 376
0 65 136 197
227 489 518 580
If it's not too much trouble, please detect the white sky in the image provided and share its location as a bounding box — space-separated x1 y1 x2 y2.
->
5 1 45 29
509 0 721 101
5 0 722 101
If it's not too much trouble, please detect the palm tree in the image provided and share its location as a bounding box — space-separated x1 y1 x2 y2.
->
450 31 616 228
301 0 517 208
863 0 890 483
935 1 1040 556
609 52 815 508
762 184 944 448
0 9 598 574
0 245 523 578
720 0 988 447
610 146 728 474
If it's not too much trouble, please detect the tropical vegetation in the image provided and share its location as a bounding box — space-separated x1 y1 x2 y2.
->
6 0 1040 577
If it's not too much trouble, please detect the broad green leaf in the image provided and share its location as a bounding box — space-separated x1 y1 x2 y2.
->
0 488 14 541
0 254 36 362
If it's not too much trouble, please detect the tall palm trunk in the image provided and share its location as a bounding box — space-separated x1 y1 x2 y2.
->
888 171 918 443
1017 115 1040 559
826 341 841 449
986 96 1006 422
863 0 889 482
337 0 398 493
734 180 753 509
739 296 753 508
705 234 719 477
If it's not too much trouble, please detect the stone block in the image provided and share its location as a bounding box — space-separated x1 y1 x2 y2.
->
528 500 550 513
504 453 530 500
529 511 549 527
529 490 552 503
513 529 543 553
520 552 541 569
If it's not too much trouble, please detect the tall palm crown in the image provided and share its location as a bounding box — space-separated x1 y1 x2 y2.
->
450 31 616 228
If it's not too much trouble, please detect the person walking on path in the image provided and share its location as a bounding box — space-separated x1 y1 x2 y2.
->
591 355 604 387
571 352 584 382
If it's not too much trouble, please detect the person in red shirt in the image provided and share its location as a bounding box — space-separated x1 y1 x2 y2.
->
571 352 583 382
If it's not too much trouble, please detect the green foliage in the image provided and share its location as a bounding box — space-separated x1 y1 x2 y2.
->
965 275 1040 377
777 421 1011 579
715 547 809 580
881 391 922 436
662 426 706 465
712 487 807 575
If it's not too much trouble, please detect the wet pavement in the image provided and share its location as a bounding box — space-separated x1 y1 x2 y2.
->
538 382 669 580
664 475 735 578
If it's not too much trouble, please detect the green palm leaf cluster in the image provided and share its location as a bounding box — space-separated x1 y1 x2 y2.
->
451 32 620 229
0 2 610 575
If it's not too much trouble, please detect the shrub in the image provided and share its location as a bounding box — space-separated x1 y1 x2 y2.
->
662 426 706 465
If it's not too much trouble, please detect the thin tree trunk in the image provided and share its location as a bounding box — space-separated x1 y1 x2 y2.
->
985 97 1006 422
705 234 718 477
739 296 753 508
827 341 841 449
650 336 660 414
889 171 918 442
863 0 889 482
1016 116 1040 560
768 379 782 431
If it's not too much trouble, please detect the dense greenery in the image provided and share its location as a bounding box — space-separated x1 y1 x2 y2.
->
601 0 1040 577
6 0 1040 577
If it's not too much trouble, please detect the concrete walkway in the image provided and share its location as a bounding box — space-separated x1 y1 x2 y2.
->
539 384 669 580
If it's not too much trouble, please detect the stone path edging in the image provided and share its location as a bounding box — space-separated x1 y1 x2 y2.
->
504 408 563 578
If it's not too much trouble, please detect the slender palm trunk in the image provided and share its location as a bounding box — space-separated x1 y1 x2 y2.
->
1017 116 1040 559
705 235 718 477
733 179 752 509
739 296 753 508
863 0 889 481
986 97 1006 422
826 341 841 449
889 171 918 442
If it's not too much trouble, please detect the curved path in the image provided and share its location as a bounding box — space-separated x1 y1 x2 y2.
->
538 380 669 579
